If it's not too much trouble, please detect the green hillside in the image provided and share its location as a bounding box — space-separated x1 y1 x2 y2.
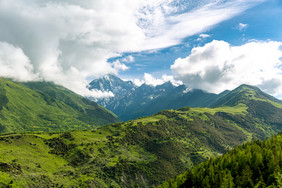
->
0 78 119 133
213 84 282 108
0 83 282 187
160 132 282 188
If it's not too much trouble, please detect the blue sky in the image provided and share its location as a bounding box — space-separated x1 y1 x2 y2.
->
0 0 281 98
118 0 282 80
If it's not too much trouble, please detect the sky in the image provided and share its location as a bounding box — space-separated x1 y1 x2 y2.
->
0 0 281 98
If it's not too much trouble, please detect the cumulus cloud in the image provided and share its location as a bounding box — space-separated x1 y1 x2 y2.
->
134 73 182 87
0 0 143 97
0 0 265 97
0 42 38 81
171 40 282 95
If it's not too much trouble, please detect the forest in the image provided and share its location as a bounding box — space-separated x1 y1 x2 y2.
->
160 132 282 188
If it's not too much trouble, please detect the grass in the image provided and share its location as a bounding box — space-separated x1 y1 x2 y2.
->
131 103 248 125
132 115 167 125
239 86 282 109
249 93 282 108
188 103 248 115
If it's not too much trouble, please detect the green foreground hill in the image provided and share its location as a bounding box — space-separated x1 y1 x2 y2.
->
0 78 119 133
160 132 282 188
0 85 282 187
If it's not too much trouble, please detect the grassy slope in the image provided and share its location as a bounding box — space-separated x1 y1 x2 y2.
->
0 92 282 187
0 78 119 133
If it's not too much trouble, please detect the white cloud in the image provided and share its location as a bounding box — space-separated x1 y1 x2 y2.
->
144 73 165 86
133 79 144 87
141 0 266 50
0 0 142 97
111 61 129 72
197 33 211 41
199 34 211 38
0 42 38 81
121 55 135 63
84 89 114 99
238 23 248 31
171 40 282 96
134 73 182 87
161 74 183 86
0 0 265 97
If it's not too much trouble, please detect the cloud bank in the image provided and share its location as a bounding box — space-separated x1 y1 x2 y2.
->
171 40 282 95
0 0 265 97
0 42 38 82
133 73 183 87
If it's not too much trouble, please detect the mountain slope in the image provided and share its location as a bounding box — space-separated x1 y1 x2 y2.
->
0 84 281 187
88 74 136 95
89 74 222 121
160 132 282 188
0 78 119 133
212 84 282 135
124 87 220 121
213 84 282 107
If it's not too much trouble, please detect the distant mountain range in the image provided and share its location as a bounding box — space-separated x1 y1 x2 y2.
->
1 83 281 187
88 74 227 121
0 78 119 133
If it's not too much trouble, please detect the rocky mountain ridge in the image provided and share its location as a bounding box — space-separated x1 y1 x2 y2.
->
88 74 224 121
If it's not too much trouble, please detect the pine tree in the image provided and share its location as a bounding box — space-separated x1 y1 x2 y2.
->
241 165 254 187
220 171 234 188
